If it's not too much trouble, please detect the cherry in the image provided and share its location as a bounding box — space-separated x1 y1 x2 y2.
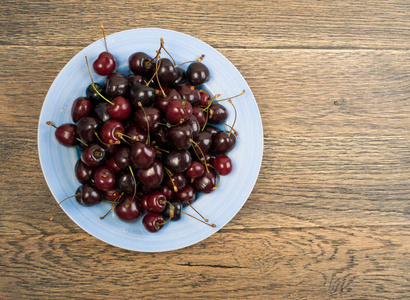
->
128 74 148 87
106 156 122 173
185 161 205 179
99 119 125 144
192 106 206 128
113 146 131 169
93 52 116 76
142 191 167 213
136 159 164 189
159 185 174 200
128 52 153 76
207 103 228 124
175 184 196 206
167 123 193 150
165 98 193 125
77 117 100 143
93 102 112 123
143 213 165 232
193 131 212 154
212 131 236 155
129 83 155 108
204 125 219 135
177 83 200 106
104 189 121 202
171 68 186 87
48 122 78 147
86 83 105 103
114 195 142 222
130 141 156 169
162 200 182 221
186 115 200 138
71 97 92 123
164 172 187 191
186 62 210 85
75 159 94 184
75 183 103 206
163 150 192 174
154 88 181 114
81 143 106 167
193 170 217 194
125 123 147 144
107 96 131 120
94 166 116 191
115 169 136 194
151 127 168 147
213 155 232 175
105 75 129 99
104 72 124 87
199 91 211 107
134 106 161 133
157 58 178 85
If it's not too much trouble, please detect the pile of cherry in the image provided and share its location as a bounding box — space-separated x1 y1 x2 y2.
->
48 29 242 233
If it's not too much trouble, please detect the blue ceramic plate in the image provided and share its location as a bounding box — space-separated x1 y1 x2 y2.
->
38 28 263 252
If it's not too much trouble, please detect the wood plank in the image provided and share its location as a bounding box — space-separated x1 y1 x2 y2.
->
1 1 410 49
1 227 409 299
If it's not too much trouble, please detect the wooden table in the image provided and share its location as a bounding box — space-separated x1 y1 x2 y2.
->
1 1 409 299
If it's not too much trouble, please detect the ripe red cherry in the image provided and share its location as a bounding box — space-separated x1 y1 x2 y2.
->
185 161 205 179
94 166 116 191
141 191 167 213
114 195 142 222
75 184 103 206
213 155 233 176
54 123 78 147
75 159 95 184
143 213 165 232
93 52 116 76
136 159 164 189
165 99 192 125
100 119 125 144
130 141 156 169
107 96 131 120
71 97 92 123
193 170 217 194
175 184 196 206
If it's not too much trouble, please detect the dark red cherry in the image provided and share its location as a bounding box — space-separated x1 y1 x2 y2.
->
175 184 196 206
54 123 78 147
167 123 193 150
113 146 131 169
129 83 155 108
154 88 181 114
208 103 228 124
104 72 124 87
134 106 160 132
75 159 95 184
162 200 182 221
114 195 142 222
193 170 217 194
128 52 153 76
177 83 200 106
159 185 174 200
171 68 186 87
71 97 92 123
94 166 116 191
81 143 106 167
115 169 137 194
125 123 147 144
104 189 121 202
192 106 206 128
100 119 125 144
128 74 148 87
212 131 236 155
107 96 131 120
76 117 100 143
185 161 205 179
165 98 193 125
151 127 169 147
93 52 116 76
75 184 103 206
157 58 178 85
163 150 192 174
106 75 128 98
193 131 212 154
86 83 105 103
145 191 167 213
136 159 164 189
143 213 165 232
106 156 122 173
213 155 233 176
164 172 187 191
204 125 219 135
186 62 210 86
199 91 211 107
130 141 156 169
93 102 111 123
185 115 200 138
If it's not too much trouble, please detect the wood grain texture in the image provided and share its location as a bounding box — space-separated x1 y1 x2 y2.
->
1 0 410 298
1 0 409 49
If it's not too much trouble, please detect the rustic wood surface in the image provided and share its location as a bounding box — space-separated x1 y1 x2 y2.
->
1 1 409 299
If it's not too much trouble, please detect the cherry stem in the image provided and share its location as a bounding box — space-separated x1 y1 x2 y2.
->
76 138 88 147
157 200 173 226
154 146 169 153
182 211 216 228
175 54 205 68
155 56 166 97
94 131 119 146
201 108 209 131
164 167 178 192
46 121 57 129
160 38 176 67
100 192 124 220
208 165 220 191
190 139 210 173
212 90 245 103
100 24 109 53
187 201 209 222
50 194 80 221
138 102 150 145
146 50 161 86
129 165 137 201
227 99 237 137
117 132 140 143
222 123 238 137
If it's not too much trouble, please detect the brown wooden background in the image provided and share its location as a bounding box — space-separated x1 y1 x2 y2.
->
1 1 409 299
